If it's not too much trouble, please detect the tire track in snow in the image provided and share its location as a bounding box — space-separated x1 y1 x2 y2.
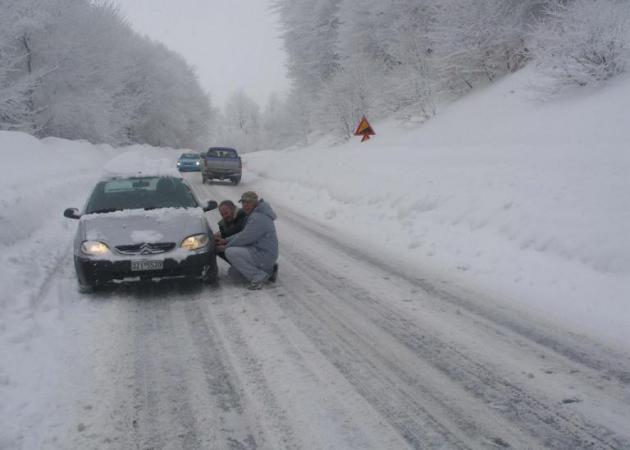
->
185 286 303 450
180 291 260 450
192 173 630 388
274 262 507 449
272 216 629 449
187 173 630 448
204 285 417 450
280 208 630 386
128 291 203 450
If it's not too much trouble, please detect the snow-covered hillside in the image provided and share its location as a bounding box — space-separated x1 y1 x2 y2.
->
245 67 630 349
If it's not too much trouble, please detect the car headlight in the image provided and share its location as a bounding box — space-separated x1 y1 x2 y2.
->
195 161 200 165
177 161 181 165
80 240 111 256
180 234 209 250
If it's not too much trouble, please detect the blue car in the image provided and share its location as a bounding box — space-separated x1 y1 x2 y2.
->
177 153 202 172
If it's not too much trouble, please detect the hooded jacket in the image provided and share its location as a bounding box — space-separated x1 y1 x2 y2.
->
226 200 278 269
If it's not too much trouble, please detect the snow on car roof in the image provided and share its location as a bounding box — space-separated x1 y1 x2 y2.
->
81 205 206 221
98 173 183 182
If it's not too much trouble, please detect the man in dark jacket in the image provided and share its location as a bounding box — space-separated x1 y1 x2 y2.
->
214 200 247 262
214 201 245 236
217 191 278 290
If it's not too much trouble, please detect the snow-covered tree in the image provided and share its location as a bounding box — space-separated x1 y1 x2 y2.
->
0 0 51 132
314 61 375 138
0 55 41 133
126 42 214 149
270 0 628 145
218 90 262 153
529 0 630 89
369 0 438 118
274 0 342 96
0 0 215 148
283 89 313 145
260 92 299 150
431 0 545 93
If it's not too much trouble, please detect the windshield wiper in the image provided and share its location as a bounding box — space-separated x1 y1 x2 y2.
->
89 208 122 214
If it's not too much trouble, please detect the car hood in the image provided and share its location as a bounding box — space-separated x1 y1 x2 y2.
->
79 207 209 248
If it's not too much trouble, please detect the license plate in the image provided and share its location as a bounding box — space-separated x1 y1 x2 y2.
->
131 260 163 271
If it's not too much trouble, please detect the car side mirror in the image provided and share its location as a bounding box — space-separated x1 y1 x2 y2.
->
203 200 218 212
63 208 81 219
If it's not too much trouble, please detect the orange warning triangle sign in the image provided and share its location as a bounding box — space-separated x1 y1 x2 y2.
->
354 116 375 138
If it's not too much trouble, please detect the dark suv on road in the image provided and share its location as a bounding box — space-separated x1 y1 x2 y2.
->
201 147 242 185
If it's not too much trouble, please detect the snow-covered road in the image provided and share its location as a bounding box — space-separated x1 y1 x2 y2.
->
4 63 630 448
12 173 628 450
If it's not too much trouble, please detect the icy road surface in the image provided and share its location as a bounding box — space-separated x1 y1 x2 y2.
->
12 176 630 450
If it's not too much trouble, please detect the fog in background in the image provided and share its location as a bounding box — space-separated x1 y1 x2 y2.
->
114 0 289 108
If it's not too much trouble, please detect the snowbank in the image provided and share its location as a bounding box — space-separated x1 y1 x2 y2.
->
0 133 183 332
0 133 180 448
244 67 630 349
0 134 180 324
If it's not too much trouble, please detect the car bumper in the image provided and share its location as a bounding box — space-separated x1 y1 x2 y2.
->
203 171 241 179
75 251 215 286
177 166 201 172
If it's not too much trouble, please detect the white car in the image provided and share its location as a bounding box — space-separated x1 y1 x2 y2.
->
63 175 218 292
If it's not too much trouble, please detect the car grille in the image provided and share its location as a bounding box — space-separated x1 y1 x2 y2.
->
116 242 176 255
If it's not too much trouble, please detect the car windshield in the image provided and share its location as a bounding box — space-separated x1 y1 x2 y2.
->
180 153 199 159
206 148 237 158
85 176 198 214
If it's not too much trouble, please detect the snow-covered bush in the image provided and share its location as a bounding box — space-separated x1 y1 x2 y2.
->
432 0 542 93
530 0 630 88
0 68 40 134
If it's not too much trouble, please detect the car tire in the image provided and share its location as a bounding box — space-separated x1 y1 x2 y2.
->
201 256 218 285
78 281 96 294
231 177 241 185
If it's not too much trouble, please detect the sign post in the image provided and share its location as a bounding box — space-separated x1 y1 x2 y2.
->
354 116 375 142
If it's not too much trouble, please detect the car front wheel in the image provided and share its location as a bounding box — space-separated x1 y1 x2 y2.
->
78 280 96 294
201 257 218 285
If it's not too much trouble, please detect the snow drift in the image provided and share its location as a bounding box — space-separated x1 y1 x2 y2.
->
244 67 630 348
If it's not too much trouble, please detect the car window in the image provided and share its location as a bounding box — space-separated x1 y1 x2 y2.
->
104 178 157 193
206 148 237 158
85 177 198 213
180 153 198 159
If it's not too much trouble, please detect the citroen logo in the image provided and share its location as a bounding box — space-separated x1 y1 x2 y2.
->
140 243 152 255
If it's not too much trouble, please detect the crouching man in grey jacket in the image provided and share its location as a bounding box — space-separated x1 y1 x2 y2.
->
217 191 279 290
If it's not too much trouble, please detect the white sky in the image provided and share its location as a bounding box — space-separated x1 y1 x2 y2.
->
113 0 289 109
